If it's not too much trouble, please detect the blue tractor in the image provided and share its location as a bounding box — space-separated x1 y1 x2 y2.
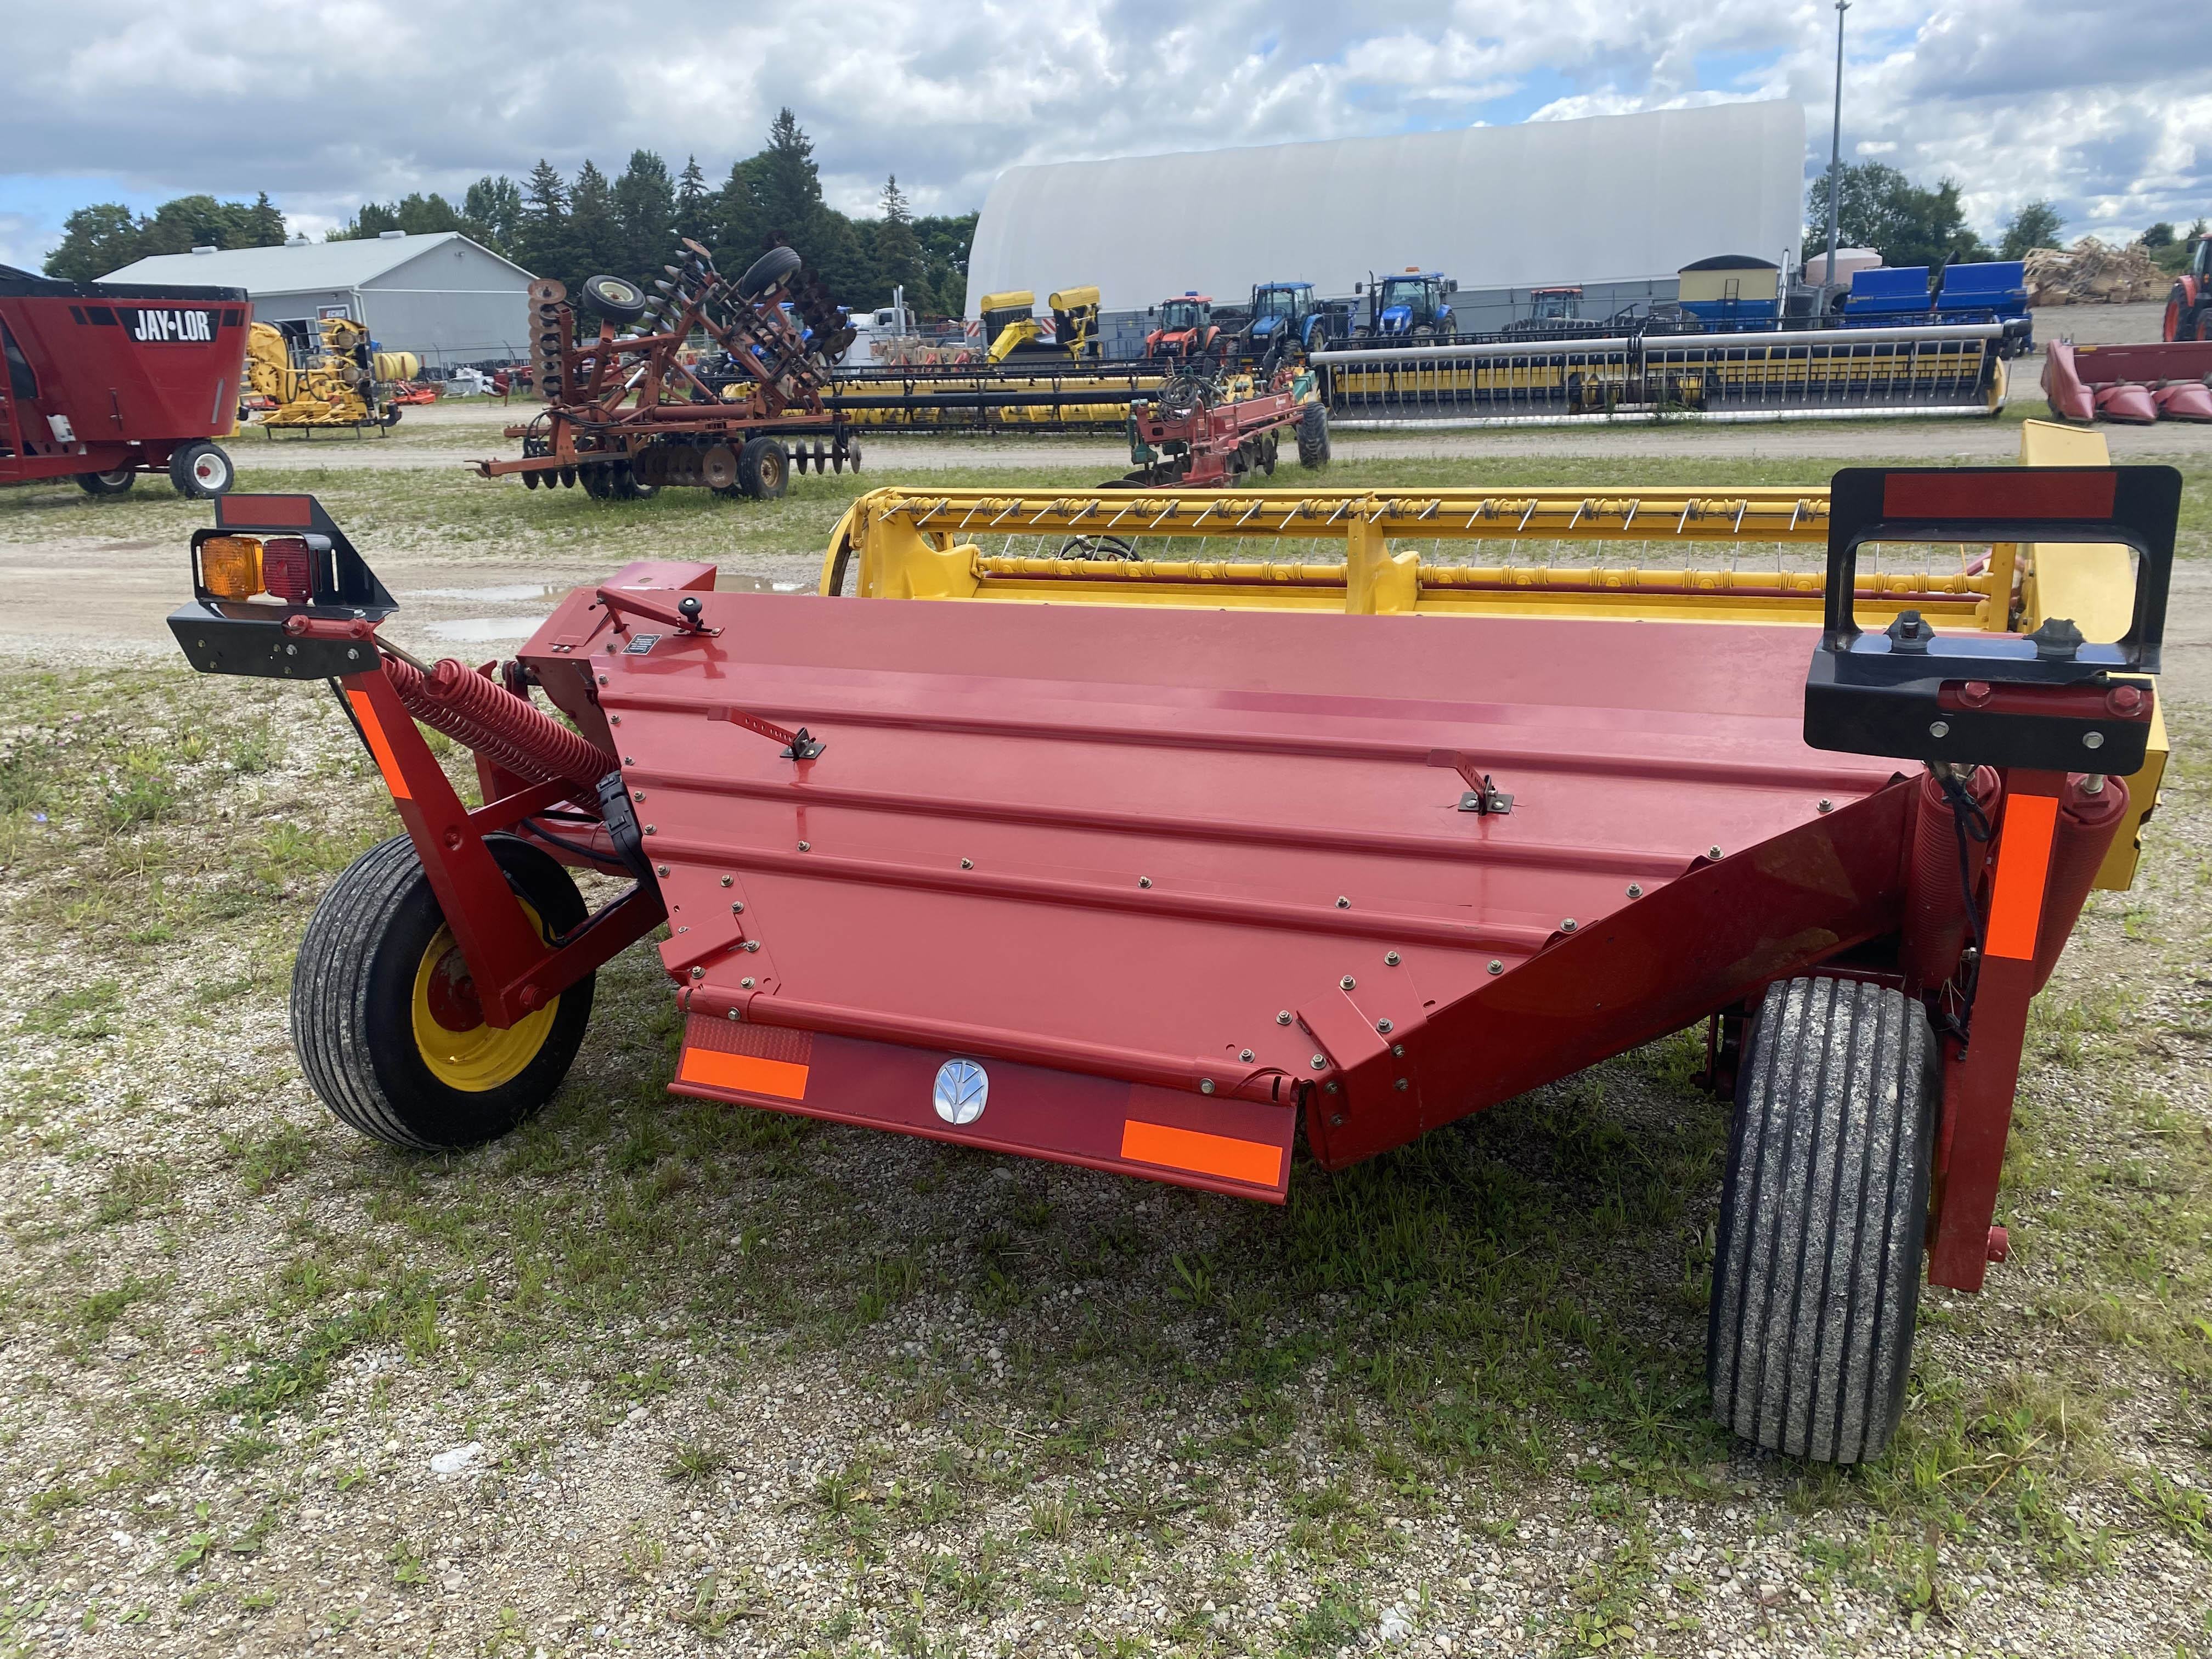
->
1363 269 1457 338
1244 281 1331 366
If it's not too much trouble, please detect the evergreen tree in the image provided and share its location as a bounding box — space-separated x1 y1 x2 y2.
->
43 203 145 280
514 160 572 284
756 108 823 243
246 191 287 245
873 174 922 303
611 149 676 280
462 176 523 253
710 156 763 276
674 156 714 251
566 160 622 290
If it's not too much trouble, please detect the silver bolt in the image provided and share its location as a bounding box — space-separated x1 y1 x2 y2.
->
1929 720 1950 738
1560 919 1577 933
1706 845 1722 860
1394 1078 1409 1091
1391 1044 1404 1057
1138 876 1152 888
625 756 636 765
689 966 703 979
1324 1084 1340 1096
1310 1055 1328 1071
961 857 973 870
599 675 609 686
1335 896 1351 909
720 874 732 887
797 840 810 851
2080 772 2106 794
742 940 759 952
1199 1079 1215 1095
644 823 656 834
610 715 620 725
731 900 743 913
1330 1112 1344 1124
654 863 669 876
1487 960 1503 975
1626 883 1643 899
2083 730 2104 749
726 1008 738 1021
633 789 645 802
1384 951 1401 966
740 976 755 989
1817 798 1833 813
1340 976 1356 990
1375 1018 1393 1036
1239 1048 1254 1062
346 647 358 661
1277 1011 1293 1025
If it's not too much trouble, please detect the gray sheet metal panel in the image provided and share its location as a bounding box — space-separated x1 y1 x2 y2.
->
359 241 532 364
967 101 1805 317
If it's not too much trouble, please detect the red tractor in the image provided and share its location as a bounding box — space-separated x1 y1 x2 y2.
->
1 264 249 498
1144 294 1222 362
2163 236 2210 341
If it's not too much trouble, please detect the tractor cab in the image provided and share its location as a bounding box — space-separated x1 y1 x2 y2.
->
1528 286 1582 324
1146 294 1218 359
1246 282 1320 357
1369 269 1456 336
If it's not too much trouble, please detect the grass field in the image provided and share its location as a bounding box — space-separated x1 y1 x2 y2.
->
0 443 2206 1656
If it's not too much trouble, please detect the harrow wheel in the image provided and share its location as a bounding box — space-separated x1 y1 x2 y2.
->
736 246 803 302
1708 976 1937 1464
738 436 788 499
292 834 595 1152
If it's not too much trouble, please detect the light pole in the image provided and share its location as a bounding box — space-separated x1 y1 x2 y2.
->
1824 0 1850 285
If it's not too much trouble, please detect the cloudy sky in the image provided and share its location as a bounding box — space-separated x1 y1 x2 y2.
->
2 0 2207 272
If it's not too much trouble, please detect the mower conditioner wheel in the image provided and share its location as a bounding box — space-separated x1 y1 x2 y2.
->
168 441 235 498
291 833 595 1152
75 466 137 496
1296 403 1330 467
1709 975 1937 1464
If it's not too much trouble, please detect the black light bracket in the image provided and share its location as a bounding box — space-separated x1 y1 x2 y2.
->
1804 466 2176 773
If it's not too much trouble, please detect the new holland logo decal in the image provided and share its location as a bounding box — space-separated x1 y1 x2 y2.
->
123 308 218 344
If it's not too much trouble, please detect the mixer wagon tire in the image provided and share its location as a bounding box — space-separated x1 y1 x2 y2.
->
1708 975 1937 1465
292 833 595 1152
738 436 788 499
736 247 803 302
168 441 235 498
75 466 137 496
581 274 650 323
1296 404 1330 467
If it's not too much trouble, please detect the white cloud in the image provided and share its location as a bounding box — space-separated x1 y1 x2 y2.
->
1 0 2205 270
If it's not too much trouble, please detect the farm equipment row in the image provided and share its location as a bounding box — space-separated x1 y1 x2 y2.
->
171 420 2174 1468
243 317 420 435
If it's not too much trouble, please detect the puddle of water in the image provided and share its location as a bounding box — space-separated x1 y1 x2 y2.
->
718 575 811 594
426 617 547 642
408 583 567 602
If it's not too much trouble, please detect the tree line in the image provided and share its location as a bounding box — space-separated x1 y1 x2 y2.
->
40 110 977 318
329 111 975 318
1807 161 2206 274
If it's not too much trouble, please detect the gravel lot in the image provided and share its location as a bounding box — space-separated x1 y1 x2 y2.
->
0 433 2207 1657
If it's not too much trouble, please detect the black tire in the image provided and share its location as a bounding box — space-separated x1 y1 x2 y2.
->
582 274 650 323
738 435 788 499
1709 976 1938 1465
75 466 136 496
291 833 595 1152
2164 285 2188 343
1296 403 1330 467
168 441 235 498
736 247 803 302
582 464 614 500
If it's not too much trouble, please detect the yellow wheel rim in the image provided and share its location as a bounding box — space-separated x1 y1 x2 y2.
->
409 907 558 1092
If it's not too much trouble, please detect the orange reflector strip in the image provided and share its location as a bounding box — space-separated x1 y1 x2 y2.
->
1120 1119 1284 1187
678 1046 810 1101
1984 792 2059 960
346 689 413 802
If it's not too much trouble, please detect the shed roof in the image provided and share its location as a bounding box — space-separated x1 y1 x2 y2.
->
99 232 531 293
